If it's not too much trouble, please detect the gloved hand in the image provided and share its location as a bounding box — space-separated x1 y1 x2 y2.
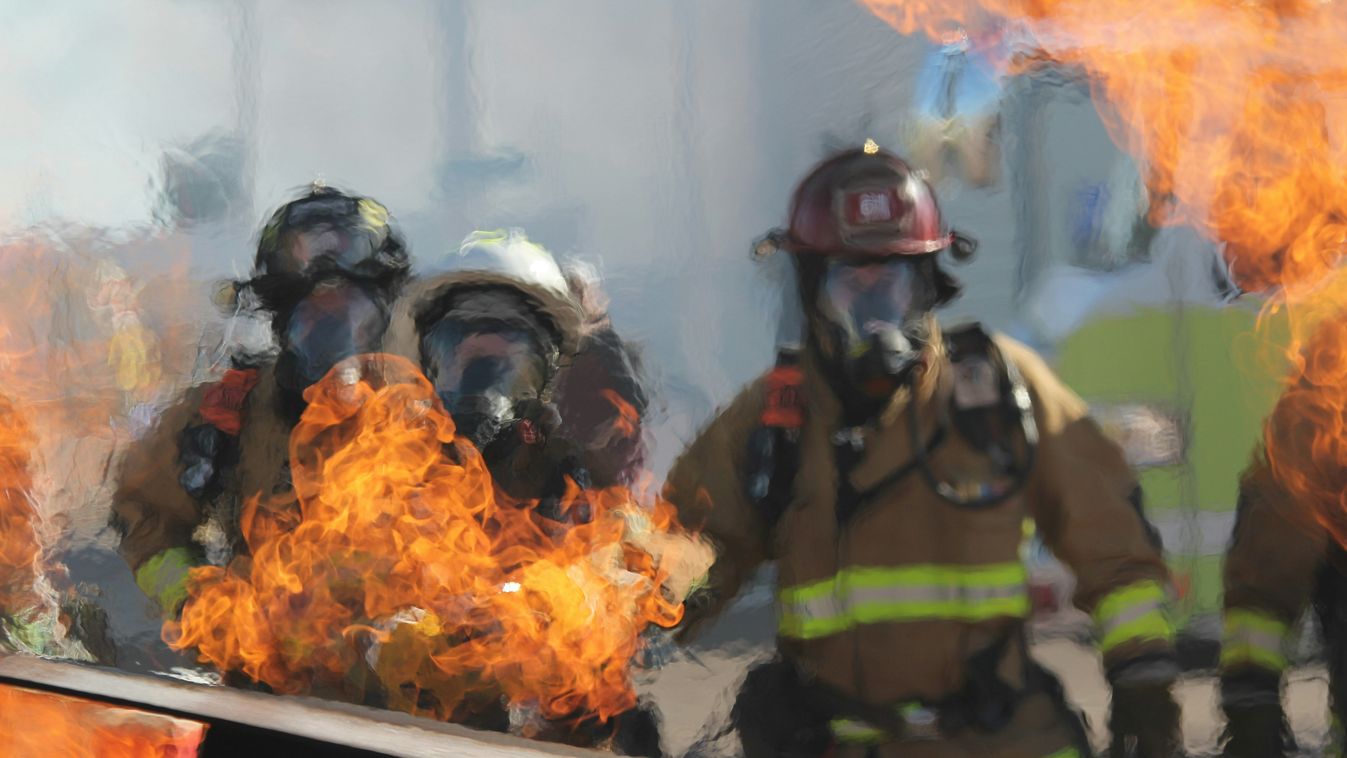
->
1108 658 1184 757
1219 670 1294 757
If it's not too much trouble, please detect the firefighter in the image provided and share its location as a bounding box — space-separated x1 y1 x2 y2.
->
1219 371 1345 755
662 144 1183 757
385 228 650 506
382 228 661 754
112 185 410 619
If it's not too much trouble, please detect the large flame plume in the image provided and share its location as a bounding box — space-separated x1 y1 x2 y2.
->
0 395 42 619
0 683 206 757
0 233 191 656
859 0 1347 542
165 354 709 729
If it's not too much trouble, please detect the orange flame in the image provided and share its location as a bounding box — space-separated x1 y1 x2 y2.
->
601 389 641 440
0 235 191 651
0 683 206 757
166 354 707 729
0 394 41 617
860 0 1347 292
858 1 1347 543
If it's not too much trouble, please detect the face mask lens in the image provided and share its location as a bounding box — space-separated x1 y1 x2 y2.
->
281 281 387 385
421 320 546 409
820 258 923 340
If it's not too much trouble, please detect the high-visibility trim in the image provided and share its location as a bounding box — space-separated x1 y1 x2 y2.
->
829 718 887 744
830 714 1083 755
1220 608 1289 672
778 562 1028 640
134 547 198 617
1093 580 1174 654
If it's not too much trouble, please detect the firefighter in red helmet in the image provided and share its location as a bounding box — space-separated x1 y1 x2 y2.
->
665 144 1182 757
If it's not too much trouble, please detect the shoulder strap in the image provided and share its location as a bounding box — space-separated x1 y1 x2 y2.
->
198 367 262 436
913 323 1038 509
745 354 806 533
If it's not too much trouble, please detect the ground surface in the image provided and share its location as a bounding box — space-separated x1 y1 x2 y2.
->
643 640 1332 756
638 584 1333 757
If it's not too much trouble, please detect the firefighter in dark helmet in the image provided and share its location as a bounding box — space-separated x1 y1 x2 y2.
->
112 185 411 620
663 144 1183 757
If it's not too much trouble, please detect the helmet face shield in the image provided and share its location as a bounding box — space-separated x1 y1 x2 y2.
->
275 226 378 279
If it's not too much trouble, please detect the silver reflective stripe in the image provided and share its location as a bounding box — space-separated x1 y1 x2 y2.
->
1098 595 1164 638
1225 625 1283 655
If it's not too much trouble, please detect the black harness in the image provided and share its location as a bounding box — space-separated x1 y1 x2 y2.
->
745 323 1039 532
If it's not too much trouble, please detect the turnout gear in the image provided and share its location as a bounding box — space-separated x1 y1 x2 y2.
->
113 362 304 612
1220 350 1347 755
382 230 665 752
385 228 648 500
1219 669 1296 757
1107 659 1183 757
666 146 1174 757
113 187 409 615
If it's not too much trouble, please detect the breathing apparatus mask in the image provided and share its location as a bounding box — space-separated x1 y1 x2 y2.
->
274 278 391 403
418 289 559 449
810 254 941 401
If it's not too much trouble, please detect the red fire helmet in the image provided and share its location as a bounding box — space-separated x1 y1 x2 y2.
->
777 144 954 257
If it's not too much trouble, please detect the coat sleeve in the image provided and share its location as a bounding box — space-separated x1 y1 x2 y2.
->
662 380 771 641
1221 386 1328 677
111 385 210 611
999 338 1175 671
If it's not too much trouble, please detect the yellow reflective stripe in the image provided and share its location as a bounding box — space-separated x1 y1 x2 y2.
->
1224 608 1289 639
829 718 887 744
780 562 1028 603
1093 580 1173 653
1043 749 1082 758
134 547 197 616
1220 608 1289 672
779 563 1028 640
1093 580 1165 626
1099 612 1174 653
780 612 851 640
849 595 1030 624
1220 643 1287 672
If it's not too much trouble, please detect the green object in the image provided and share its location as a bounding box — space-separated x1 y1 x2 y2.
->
1054 303 1288 625
135 547 199 616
